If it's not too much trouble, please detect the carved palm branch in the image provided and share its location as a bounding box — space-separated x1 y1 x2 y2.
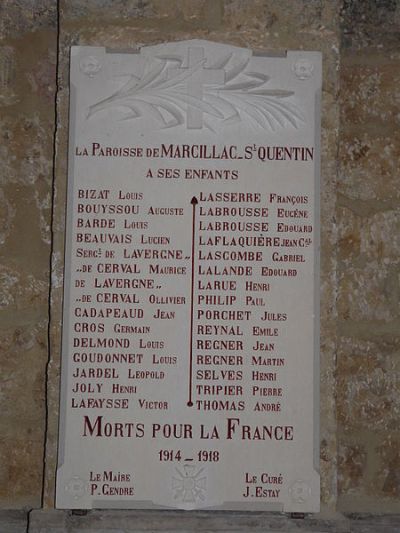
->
87 54 304 130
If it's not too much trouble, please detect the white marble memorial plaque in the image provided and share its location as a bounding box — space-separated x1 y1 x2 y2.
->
56 40 321 512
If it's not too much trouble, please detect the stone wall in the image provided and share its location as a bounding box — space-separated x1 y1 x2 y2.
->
337 0 400 514
0 0 57 509
0 0 399 526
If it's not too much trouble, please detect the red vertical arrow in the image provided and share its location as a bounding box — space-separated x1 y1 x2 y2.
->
188 196 198 407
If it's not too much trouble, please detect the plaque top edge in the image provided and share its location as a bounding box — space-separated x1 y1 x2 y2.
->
70 41 322 61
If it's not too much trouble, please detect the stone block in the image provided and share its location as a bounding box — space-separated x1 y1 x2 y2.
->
64 0 154 20
349 514 400 533
0 0 56 39
223 0 337 34
0 114 54 187
0 321 47 507
338 444 367 496
339 131 400 202
374 436 400 498
338 431 400 513
0 428 44 508
28 508 351 532
337 337 400 433
337 201 400 326
0 188 15 246
0 322 47 413
0 266 48 315
25 509 400 532
337 258 400 322
341 0 400 51
0 510 27 533
340 60 400 129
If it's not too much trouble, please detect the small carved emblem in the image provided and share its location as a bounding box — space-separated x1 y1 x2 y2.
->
292 58 314 80
289 479 311 504
172 464 207 503
80 56 102 78
65 476 88 500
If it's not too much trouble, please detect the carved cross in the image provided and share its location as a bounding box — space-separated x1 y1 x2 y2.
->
168 47 225 129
